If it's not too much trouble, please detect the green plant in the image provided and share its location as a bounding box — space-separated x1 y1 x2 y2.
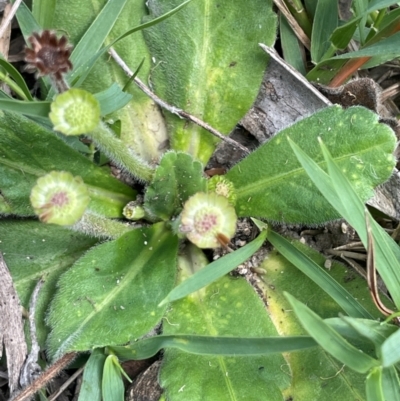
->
1 0 399 400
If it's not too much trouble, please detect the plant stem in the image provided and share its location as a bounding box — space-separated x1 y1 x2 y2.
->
72 212 136 239
89 121 155 182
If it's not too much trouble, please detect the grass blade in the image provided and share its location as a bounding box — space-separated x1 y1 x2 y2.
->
267 229 374 319
159 230 267 306
286 293 379 373
109 334 317 360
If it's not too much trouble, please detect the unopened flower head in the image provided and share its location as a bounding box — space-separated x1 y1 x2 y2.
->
49 88 101 135
179 192 237 248
25 30 73 80
207 176 236 206
30 171 90 225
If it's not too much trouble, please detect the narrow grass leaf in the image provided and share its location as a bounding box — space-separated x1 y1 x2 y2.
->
267 230 373 319
32 0 56 28
280 15 306 75
69 0 128 74
78 349 105 401
72 0 192 88
94 83 132 116
109 335 316 360
340 316 397 347
310 0 338 63
286 293 379 373
382 366 400 401
160 230 267 306
319 141 400 309
14 0 41 39
290 138 400 310
366 367 384 401
102 355 124 401
380 327 400 367
0 59 33 101
0 99 50 117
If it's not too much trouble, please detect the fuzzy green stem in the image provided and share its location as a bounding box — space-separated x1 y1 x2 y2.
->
72 212 135 239
89 122 154 182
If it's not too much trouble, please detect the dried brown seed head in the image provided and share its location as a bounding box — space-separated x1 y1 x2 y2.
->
25 30 73 80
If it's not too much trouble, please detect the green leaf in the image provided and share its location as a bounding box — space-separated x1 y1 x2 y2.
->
144 152 206 220
46 223 178 359
0 111 135 217
102 355 124 401
382 366 400 401
280 15 306 76
143 0 277 165
338 317 398 349
109 334 316 360
52 0 172 163
160 231 267 305
380 327 400 367
32 0 56 28
332 31 400 61
227 106 396 223
266 230 374 319
94 83 132 116
260 249 378 400
159 245 290 401
285 293 379 373
366 367 385 401
0 221 98 348
78 349 106 401
310 0 338 62
314 140 400 310
0 58 33 101
14 0 41 39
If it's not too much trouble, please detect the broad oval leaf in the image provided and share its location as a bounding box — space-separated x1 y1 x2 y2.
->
159 245 290 401
227 106 396 224
47 223 178 359
143 0 277 165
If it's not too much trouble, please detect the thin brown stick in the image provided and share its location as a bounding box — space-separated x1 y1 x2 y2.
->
47 366 84 401
11 353 76 401
108 48 250 156
365 211 394 317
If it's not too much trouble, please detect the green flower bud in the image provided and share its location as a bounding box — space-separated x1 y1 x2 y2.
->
123 201 146 221
49 88 100 135
30 171 90 225
207 176 237 206
179 192 237 249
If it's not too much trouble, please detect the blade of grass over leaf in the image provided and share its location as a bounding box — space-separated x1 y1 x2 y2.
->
310 0 338 63
289 138 400 310
267 230 374 319
380 328 400 367
108 334 317 360
72 0 192 88
68 0 128 75
159 230 268 306
382 366 400 401
0 58 33 101
14 0 41 39
286 293 380 373
32 0 56 29
366 368 385 401
319 140 400 310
